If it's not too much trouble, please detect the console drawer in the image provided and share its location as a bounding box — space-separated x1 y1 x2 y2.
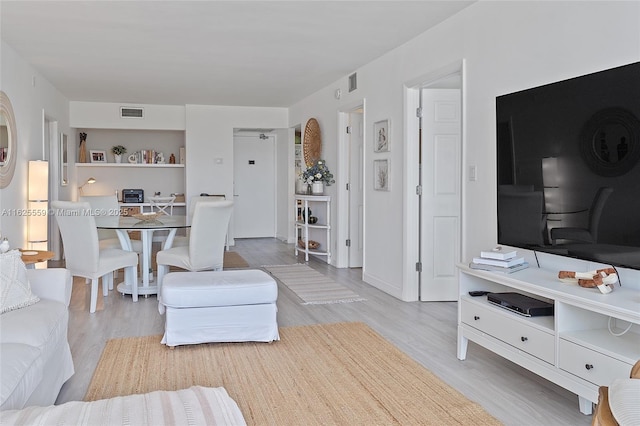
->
558 339 632 386
461 299 554 364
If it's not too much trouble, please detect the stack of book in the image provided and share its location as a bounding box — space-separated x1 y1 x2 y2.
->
470 247 529 273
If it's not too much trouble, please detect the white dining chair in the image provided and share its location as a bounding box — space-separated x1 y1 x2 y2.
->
172 195 229 250
80 194 142 284
148 195 176 216
156 200 233 303
52 200 139 313
148 195 177 245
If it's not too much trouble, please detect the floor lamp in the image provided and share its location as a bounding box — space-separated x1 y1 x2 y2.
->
28 160 49 264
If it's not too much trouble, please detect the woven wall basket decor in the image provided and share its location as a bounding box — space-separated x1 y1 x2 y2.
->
303 118 322 167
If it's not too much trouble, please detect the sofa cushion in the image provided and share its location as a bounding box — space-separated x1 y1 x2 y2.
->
0 250 39 314
0 299 68 354
161 270 277 308
0 343 43 411
0 386 247 425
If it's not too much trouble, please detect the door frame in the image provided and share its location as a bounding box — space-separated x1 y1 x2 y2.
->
336 99 366 268
403 60 466 301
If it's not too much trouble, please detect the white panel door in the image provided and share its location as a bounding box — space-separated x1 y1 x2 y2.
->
233 135 275 238
348 111 364 267
420 89 461 301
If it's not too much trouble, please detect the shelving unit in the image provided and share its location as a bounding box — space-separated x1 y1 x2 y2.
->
77 163 184 168
294 195 331 263
457 264 640 415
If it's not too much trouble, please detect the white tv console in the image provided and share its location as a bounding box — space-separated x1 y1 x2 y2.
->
457 259 640 415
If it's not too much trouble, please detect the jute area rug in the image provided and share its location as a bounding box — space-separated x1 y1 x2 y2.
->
86 322 500 425
160 250 249 271
263 264 365 304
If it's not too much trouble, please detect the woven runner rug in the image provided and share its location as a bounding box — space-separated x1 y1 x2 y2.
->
85 322 500 425
262 263 365 304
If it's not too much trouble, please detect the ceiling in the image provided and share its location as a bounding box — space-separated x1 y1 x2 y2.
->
1 1 474 107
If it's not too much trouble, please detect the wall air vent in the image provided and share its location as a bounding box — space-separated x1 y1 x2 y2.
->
120 107 144 119
348 73 357 92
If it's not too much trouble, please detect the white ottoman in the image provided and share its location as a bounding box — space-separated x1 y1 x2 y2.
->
160 270 279 347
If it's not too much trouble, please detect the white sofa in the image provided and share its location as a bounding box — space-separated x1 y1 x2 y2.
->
0 268 74 410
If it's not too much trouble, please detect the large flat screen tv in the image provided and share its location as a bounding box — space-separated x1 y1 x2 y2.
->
496 62 640 270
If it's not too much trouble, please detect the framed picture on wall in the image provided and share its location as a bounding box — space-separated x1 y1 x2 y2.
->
90 150 107 163
373 119 389 152
374 159 389 191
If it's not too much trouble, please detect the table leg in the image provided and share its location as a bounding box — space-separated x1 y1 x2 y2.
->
115 230 138 301
141 230 152 290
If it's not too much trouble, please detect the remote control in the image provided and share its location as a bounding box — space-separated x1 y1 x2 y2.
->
468 291 489 297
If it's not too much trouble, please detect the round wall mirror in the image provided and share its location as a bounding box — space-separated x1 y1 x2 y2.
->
0 91 17 188
303 118 322 167
579 108 640 177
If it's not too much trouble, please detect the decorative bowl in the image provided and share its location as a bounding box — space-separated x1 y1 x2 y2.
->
298 239 320 250
132 212 163 222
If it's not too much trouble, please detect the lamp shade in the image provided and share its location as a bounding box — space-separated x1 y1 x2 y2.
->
28 160 49 201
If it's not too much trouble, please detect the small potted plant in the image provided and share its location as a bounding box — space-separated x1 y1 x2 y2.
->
300 159 335 194
111 145 127 163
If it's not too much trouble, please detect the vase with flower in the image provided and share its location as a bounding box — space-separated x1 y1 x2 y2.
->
300 159 335 195
111 145 127 163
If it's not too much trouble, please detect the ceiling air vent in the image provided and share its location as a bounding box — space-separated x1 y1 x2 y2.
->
120 107 144 119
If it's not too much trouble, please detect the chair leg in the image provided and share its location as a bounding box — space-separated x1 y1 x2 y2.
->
157 264 169 299
90 278 99 313
102 274 111 296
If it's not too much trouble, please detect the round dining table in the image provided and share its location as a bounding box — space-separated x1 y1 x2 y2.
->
95 214 190 299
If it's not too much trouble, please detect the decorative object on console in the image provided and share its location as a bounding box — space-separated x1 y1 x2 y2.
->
169 153 176 164
558 267 618 293
111 145 127 163
78 132 87 163
470 248 529 274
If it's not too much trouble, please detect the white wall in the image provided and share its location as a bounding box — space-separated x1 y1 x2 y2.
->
0 42 70 248
289 1 640 299
184 105 288 243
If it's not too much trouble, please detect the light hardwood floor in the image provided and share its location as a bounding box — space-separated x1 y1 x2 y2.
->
55 238 591 425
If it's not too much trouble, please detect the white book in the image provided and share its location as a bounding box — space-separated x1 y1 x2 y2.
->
480 247 517 260
469 261 529 274
472 256 525 268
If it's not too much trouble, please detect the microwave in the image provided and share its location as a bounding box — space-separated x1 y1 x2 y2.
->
122 189 144 203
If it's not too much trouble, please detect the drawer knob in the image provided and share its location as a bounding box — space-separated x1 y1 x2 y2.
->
474 316 480 321
585 364 594 370
521 336 528 342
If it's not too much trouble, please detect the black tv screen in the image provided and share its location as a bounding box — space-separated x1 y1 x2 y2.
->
496 62 640 270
